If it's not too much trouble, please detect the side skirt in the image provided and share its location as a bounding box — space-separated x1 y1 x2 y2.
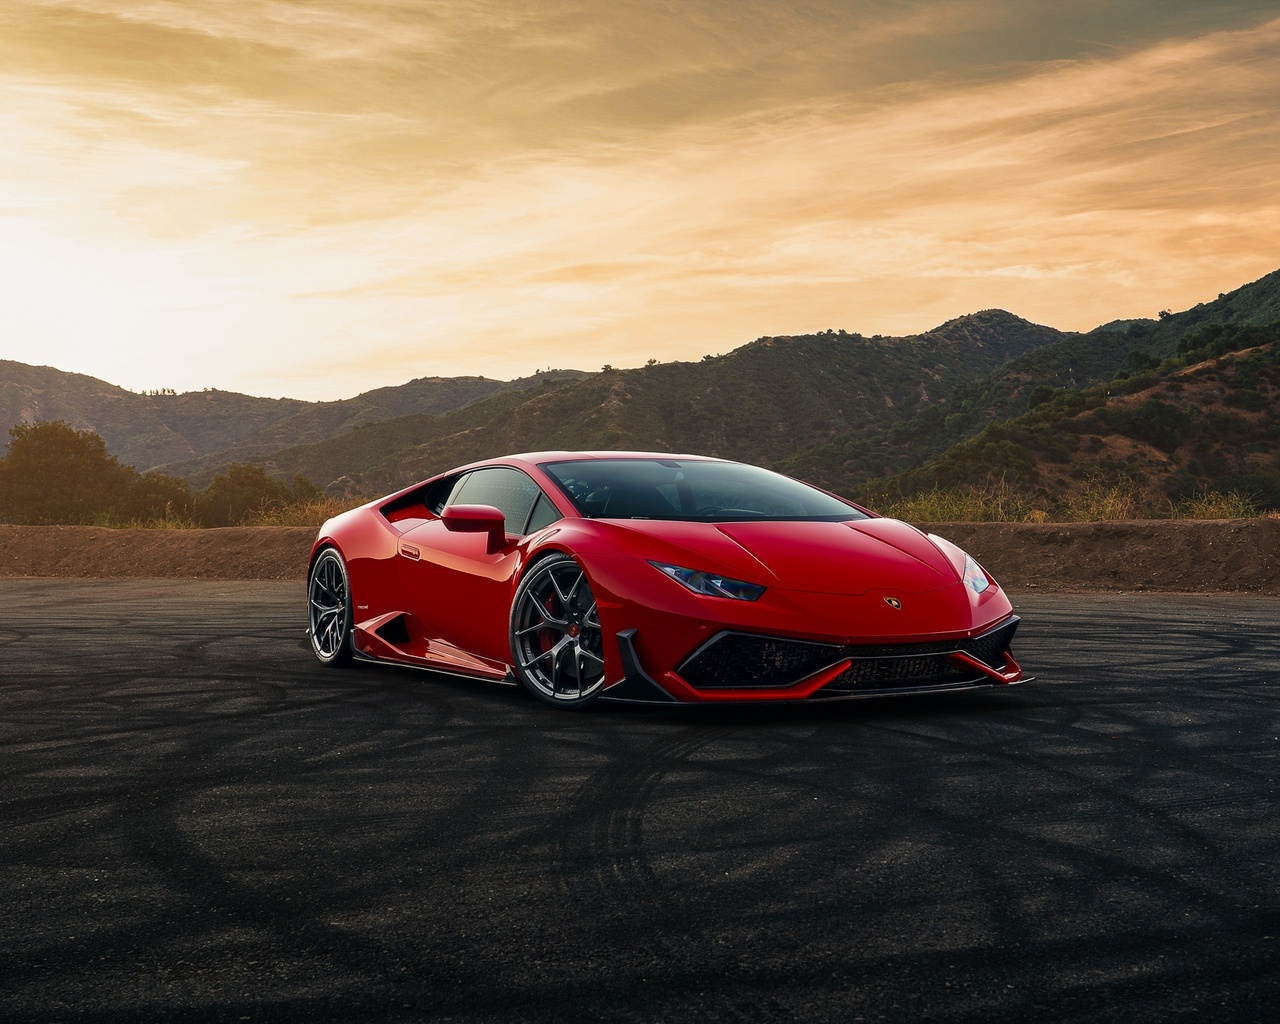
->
350 647 519 686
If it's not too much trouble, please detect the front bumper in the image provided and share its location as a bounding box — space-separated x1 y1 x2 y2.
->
600 616 1025 705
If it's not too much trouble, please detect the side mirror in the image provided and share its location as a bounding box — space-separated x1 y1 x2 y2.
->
441 503 507 553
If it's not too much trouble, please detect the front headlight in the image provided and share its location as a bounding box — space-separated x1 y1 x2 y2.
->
650 561 766 601
962 553 991 594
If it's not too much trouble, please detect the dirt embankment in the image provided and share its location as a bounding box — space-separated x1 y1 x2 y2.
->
923 519 1280 594
1 520 1278 593
0 526 316 582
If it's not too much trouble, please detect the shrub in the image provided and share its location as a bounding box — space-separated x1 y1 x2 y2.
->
1057 481 1145 521
1174 490 1258 520
195 465 323 527
1101 399 1195 453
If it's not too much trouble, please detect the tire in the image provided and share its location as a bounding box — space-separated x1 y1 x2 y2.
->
308 548 353 666
509 553 606 709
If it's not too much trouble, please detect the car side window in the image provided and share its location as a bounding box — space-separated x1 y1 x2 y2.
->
524 492 563 534
426 475 464 515
446 467 547 535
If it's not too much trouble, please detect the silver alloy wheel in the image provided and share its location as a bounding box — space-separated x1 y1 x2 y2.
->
510 554 606 706
308 548 352 665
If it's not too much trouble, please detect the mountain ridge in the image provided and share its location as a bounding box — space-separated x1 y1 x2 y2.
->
255 310 1070 494
4 267 1278 504
0 362 588 472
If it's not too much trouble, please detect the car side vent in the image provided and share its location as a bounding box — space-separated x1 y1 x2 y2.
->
374 615 412 646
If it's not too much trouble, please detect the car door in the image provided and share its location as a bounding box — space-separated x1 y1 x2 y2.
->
397 466 560 664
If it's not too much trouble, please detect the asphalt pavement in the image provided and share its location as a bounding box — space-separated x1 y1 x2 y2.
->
2 580 1278 1023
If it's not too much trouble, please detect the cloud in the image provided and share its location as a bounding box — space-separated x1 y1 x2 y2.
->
1 2 1278 397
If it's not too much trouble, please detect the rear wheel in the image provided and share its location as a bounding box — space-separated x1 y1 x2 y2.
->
308 548 353 666
510 553 605 708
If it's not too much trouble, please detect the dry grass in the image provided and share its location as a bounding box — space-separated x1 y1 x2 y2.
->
89 504 200 530
123 512 201 530
242 497 360 528
874 480 1046 523
1056 481 1145 522
1172 490 1259 520
875 480 1273 523
79 499 356 529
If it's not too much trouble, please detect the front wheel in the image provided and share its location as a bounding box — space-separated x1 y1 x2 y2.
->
510 553 606 708
308 548 353 666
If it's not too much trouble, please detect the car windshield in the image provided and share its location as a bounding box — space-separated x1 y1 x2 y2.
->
539 459 868 522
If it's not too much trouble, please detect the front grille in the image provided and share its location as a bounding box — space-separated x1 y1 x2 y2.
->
837 654 954 684
677 617 1019 692
817 655 973 695
677 634 843 689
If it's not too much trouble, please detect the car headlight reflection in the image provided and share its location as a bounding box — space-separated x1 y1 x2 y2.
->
962 553 991 594
650 561 766 601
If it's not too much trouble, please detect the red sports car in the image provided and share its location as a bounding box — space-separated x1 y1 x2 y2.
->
307 452 1024 708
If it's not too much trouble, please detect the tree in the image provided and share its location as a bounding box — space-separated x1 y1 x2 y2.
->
124 471 196 523
0 421 137 524
196 464 295 527
1026 383 1057 410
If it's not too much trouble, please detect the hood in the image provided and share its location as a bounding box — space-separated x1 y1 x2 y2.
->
601 517 959 596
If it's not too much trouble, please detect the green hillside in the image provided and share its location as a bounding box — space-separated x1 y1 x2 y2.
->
871 319 1280 510
8 267 1279 512
776 269 1280 495
0 361 586 473
159 369 589 484
0 361 309 470
263 311 1069 494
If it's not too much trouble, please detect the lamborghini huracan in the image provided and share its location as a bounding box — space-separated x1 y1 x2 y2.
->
307 452 1024 708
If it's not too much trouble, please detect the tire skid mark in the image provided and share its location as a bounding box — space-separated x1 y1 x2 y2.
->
842 719 1280 931
2 692 526 1012
581 696 1280 957
5 583 1280 1022
860 710 1249 838
553 726 743 934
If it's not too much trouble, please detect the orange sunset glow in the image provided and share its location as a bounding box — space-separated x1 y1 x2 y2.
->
2 1 1278 400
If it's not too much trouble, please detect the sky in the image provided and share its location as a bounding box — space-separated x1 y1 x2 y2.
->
2 1 1278 400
